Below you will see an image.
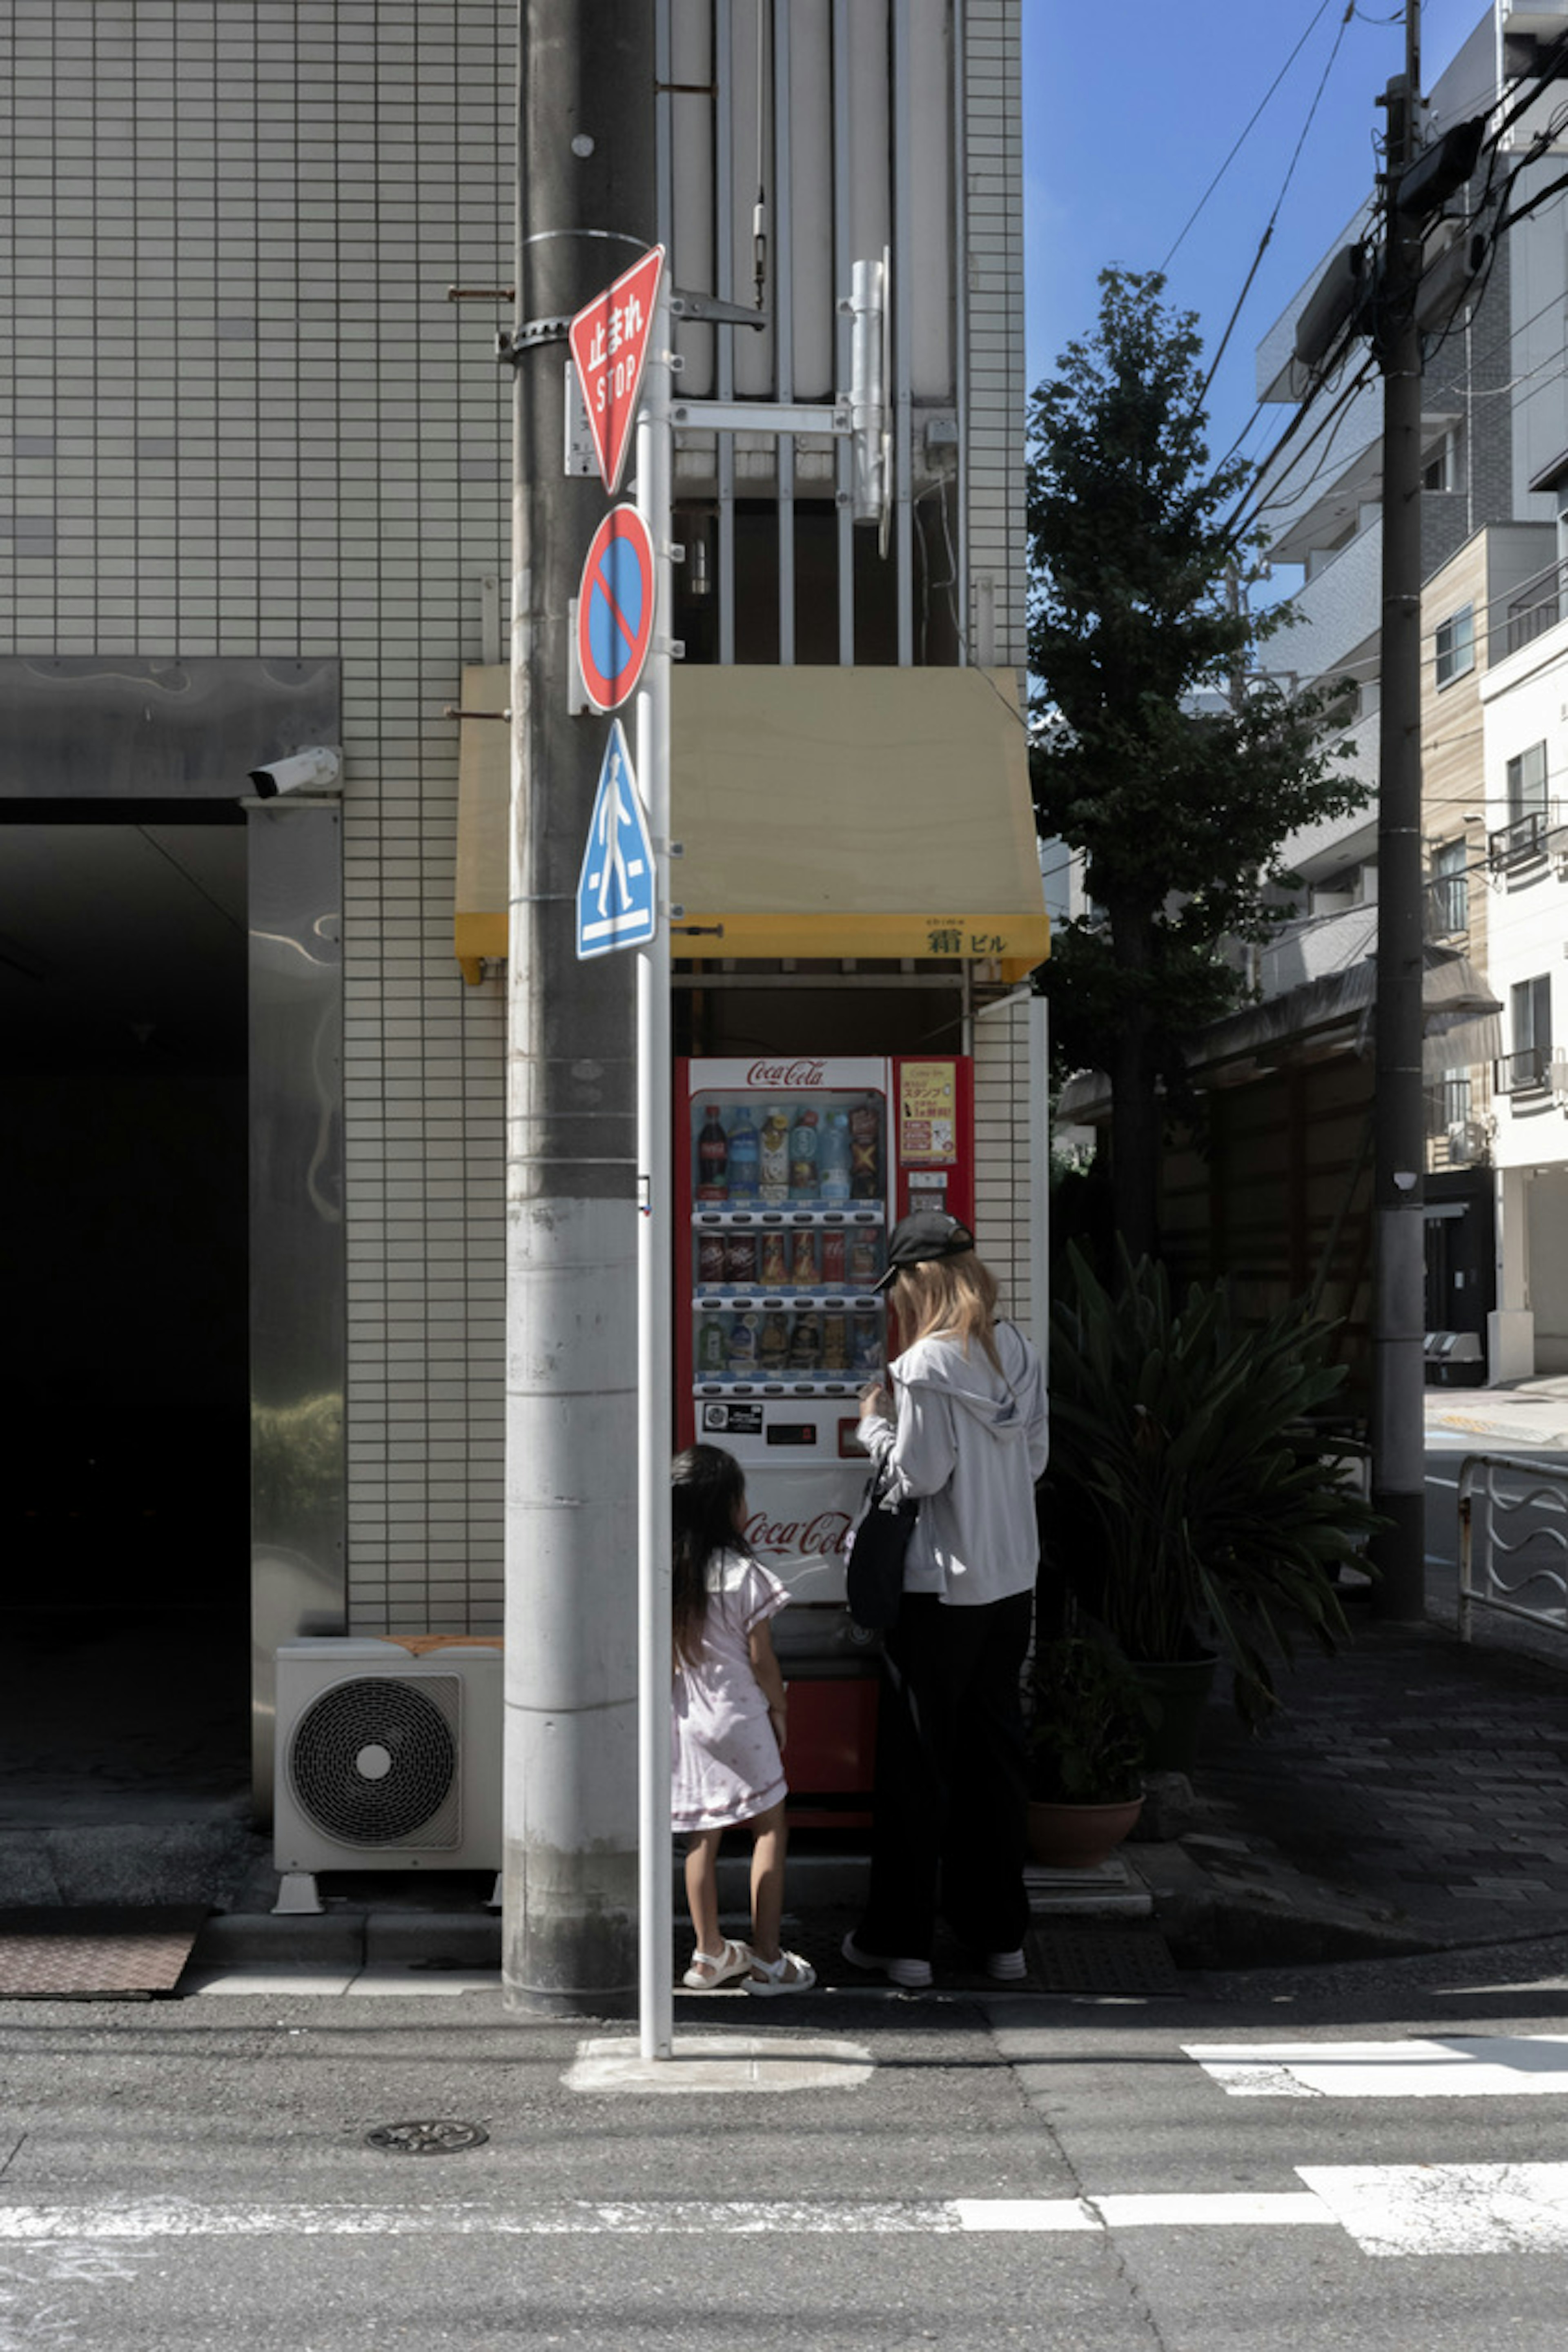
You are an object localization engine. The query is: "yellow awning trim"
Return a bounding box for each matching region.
[453,662,1049,983]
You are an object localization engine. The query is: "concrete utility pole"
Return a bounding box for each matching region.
[1369,0,1427,1621]
[503,0,656,2017]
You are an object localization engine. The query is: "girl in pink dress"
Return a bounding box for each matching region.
[672,1443,816,1995]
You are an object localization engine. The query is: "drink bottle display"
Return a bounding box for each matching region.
[849,1233,880,1290]
[820,1229,846,1287]
[727,1311,759,1375]
[849,1104,880,1199]
[787,1312,822,1373]
[697,1106,728,1202]
[759,1312,790,1374]
[697,1314,727,1374]
[759,1107,791,1204]
[788,1108,820,1199]
[852,1311,882,1377]
[698,1233,727,1286]
[759,1231,788,1288]
[725,1232,758,1286]
[790,1227,820,1289]
[819,1109,852,1203]
[726,1105,760,1201]
[822,1313,849,1372]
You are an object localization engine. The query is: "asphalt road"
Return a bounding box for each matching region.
[9,1941,1568,2350]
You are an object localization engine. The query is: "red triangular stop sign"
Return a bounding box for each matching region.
[568,245,666,497]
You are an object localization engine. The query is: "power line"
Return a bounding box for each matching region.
[1160,0,1341,272]
[1199,5,1359,408]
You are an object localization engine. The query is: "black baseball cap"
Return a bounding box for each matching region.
[873,1210,977,1293]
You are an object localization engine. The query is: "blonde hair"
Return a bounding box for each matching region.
[890,1249,1002,1372]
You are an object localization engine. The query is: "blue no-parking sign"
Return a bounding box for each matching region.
[575,719,656,958]
[576,505,656,713]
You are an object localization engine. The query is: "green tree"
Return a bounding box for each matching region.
[1029,269,1361,1260]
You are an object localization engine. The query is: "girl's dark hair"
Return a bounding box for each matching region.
[672,1443,746,1668]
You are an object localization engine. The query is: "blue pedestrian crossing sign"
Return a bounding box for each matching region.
[576,719,657,958]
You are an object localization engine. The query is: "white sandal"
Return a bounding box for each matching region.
[681,1938,753,1990]
[744,1949,817,1997]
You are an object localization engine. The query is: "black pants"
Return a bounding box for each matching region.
[860,1587,1033,1961]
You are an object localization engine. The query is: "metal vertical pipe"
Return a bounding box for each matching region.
[892,0,914,664]
[773,0,795,662]
[1370,29,1428,1622]
[635,281,675,2062]
[832,0,853,663]
[503,0,655,2018]
[716,0,737,663]
[952,0,970,664]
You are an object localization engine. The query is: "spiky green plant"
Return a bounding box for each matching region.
[1029,1634,1156,1802]
[1042,1244,1381,1728]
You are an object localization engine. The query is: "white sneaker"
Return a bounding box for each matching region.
[841,1930,933,1990]
[986,1949,1028,1982]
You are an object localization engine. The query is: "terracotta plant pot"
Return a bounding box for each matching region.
[1026,1794,1145,1871]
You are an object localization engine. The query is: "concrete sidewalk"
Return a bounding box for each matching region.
[181,1598,1568,1990]
[7,1374,1568,1991]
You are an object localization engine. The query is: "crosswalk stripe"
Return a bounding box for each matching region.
[1301,2164,1568,2256]
[1185,2035,1568,2098]
[0,2199,1089,2240]
[2,2167,1566,2252]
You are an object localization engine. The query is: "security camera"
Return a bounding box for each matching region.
[247,745,342,798]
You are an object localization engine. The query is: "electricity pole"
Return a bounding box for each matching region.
[502,0,656,2017]
[1369,0,1427,1621]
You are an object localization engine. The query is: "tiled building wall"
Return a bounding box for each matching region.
[0,0,514,1631]
[973,990,1039,1341]
[964,0,1026,668]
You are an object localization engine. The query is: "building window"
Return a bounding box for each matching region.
[1423,430,1461,494]
[1435,604,1475,687]
[1491,741,1552,869]
[1426,837,1468,937]
[1507,740,1549,823]
[1498,974,1552,1093]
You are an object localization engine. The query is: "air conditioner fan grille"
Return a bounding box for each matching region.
[288,1677,460,1847]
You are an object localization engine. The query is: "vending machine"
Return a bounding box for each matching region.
[675,1053,974,1817]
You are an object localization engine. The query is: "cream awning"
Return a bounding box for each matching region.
[454,662,1050,983]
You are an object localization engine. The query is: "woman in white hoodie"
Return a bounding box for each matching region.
[842,1212,1049,1990]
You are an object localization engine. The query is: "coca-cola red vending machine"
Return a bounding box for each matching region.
[675,1052,975,1819]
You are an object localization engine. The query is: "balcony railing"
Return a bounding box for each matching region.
[1424,1076,1473,1136]
[1495,1045,1551,1095]
[1424,871,1469,936]
[1504,556,1568,656]
[1488,807,1553,870]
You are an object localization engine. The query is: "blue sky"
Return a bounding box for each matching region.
[1022,0,1487,477]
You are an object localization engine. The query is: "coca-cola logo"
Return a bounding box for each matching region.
[746,1058,825,1089]
[744,1508,851,1557]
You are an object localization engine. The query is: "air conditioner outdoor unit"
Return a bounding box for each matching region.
[273,1638,503,1914]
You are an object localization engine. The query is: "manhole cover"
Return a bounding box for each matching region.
[365,2120,490,2155]
[1029,1929,1181,1994]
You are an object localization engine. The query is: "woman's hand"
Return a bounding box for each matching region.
[859,1382,891,1420]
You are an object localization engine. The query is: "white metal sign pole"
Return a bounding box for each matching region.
[635,278,675,2060]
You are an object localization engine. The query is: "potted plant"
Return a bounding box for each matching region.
[1027,1633,1155,1868]
[1040,1243,1382,1767]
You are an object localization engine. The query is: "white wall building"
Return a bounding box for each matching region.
[1237,1,1568,1383]
[1479,613,1568,1372]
